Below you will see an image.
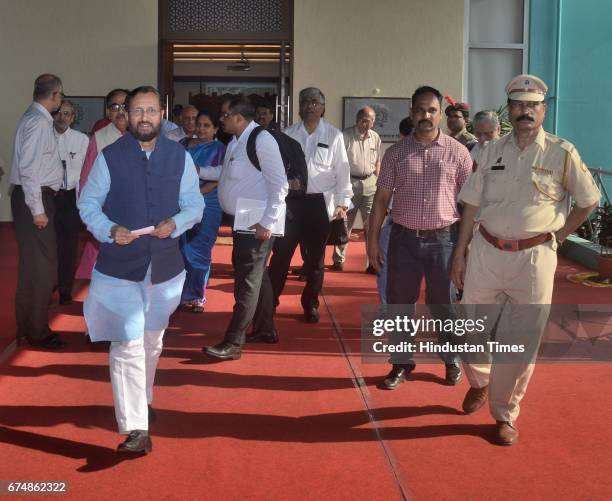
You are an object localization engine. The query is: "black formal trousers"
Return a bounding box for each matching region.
[54,189,80,299]
[268,194,330,311]
[11,185,58,342]
[224,232,275,345]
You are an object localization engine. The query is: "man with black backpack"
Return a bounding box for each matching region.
[203,96,288,360]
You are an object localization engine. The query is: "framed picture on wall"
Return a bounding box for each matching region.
[65,96,105,134]
[342,97,411,143]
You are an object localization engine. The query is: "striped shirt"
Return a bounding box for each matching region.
[377,130,472,230]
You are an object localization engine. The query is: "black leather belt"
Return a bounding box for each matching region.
[302,193,325,199]
[393,222,452,238]
[56,188,76,196]
[41,186,57,196]
[351,173,373,181]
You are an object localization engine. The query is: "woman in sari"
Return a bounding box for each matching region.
[179,110,226,313]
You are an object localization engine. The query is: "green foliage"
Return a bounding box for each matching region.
[467,104,513,136]
[576,202,612,253]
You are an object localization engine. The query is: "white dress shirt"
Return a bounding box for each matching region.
[217,120,288,230]
[470,142,481,162]
[161,119,179,135]
[55,127,89,191]
[166,127,194,142]
[284,118,352,207]
[10,102,63,215]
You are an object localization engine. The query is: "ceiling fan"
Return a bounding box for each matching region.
[226,51,251,71]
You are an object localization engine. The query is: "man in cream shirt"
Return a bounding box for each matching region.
[332,105,381,272]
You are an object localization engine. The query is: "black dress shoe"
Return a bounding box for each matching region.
[304,308,320,323]
[365,265,377,275]
[203,341,242,360]
[445,363,462,385]
[246,330,279,344]
[381,365,415,390]
[331,262,344,271]
[117,430,152,454]
[28,333,66,350]
[59,295,73,305]
[148,405,156,424]
[41,335,66,349]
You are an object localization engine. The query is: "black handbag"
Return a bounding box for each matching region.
[326,218,349,246]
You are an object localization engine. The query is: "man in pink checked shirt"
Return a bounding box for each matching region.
[368,85,473,390]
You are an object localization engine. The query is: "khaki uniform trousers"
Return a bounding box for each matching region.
[333,174,377,265]
[461,230,557,422]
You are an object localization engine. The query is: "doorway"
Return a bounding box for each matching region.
[158,0,294,128]
[164,42,291,127]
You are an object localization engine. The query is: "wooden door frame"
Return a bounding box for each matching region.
[157,1,294,117]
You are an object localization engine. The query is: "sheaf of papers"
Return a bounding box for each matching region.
[131,225,155,236]
[233,198,286,236]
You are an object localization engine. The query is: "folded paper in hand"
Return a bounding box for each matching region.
[131,225,155,236]
[233,198,285,236]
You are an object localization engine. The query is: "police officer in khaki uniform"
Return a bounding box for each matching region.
[446,101,477,150]
[451,74,600,446]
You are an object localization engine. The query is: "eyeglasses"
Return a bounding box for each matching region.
[54,111,73,118]
[508,100,543,110]
[53,91,65,99]
[129,107,160,116]
[220,111,235,120]
[108,103,127,112]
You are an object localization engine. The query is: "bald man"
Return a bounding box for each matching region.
[332,106,381,273]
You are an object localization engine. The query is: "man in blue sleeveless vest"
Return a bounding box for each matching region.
[78,86,203,454]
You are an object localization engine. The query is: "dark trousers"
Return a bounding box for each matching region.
[268,195,330,311]
[11,185,57,342]
[54,189,80,299]
[224,232,275,345]
[386,223,458,367]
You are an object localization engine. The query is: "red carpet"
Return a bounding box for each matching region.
[0,224,19,354]
[0,227,611,499]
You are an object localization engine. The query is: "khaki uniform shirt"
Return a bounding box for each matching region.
[343,126,381,178]
[459,128,600,239]
[453,128,477,148]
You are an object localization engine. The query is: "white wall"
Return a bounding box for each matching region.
[293,0,465,129]
[0,0,467,221]
[0,0,157,221]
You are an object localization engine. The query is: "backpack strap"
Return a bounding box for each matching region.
[246,125,266,171]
